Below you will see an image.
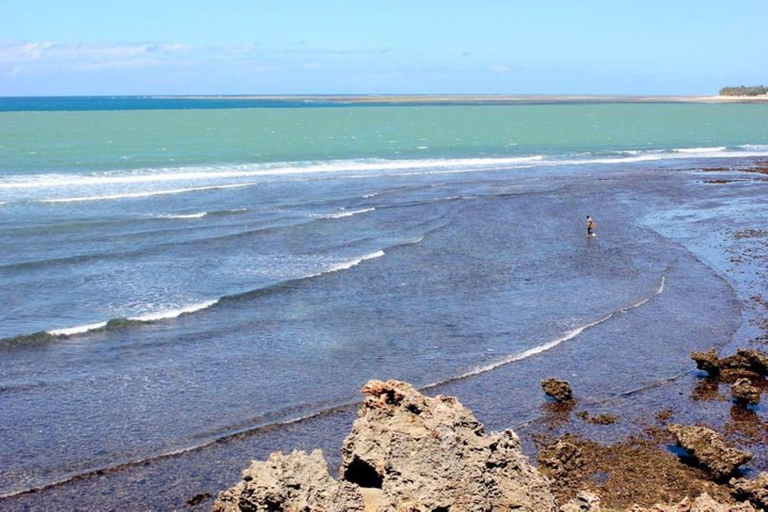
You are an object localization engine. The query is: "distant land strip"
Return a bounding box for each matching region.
[157,94,768,105]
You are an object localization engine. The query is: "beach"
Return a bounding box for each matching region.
[1,99,768,509]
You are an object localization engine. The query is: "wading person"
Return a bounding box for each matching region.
[586,215,596,237]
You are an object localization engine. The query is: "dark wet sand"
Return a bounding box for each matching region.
[3,162,768,510]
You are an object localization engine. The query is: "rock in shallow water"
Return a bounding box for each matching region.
[667,424,752,480]
[541,377,574,402]
[731,378,760,406]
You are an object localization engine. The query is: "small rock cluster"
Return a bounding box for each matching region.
[691,348,767,406]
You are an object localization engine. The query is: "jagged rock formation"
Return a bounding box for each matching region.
[542,377,574,402]
[731,378,760,406]
[214,379,556,511]
[667,424,752,480]
[730,472,768,510]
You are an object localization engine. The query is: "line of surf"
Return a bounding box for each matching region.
[5,145,768,193]
[0,156,547,191]
[38,183,253,204]
[0,248,393,347]
[422,275,667,390]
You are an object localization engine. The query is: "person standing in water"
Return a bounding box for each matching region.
[586,215,596,237]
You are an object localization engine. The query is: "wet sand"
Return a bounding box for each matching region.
[3,161,768,510]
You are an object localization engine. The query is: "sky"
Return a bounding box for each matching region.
[0,0,766,96]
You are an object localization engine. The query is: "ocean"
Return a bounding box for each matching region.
[1,97,768,503]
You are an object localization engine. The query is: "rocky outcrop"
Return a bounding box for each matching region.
[625,493,755,511]
[667,424,752,480]
[542,377,574,402]
[212,449,364,512]
[214,379,556,512]
[731,378,760,406]
[692,348,768,378]
[340,379,557,511]
[692,348,721,377]
[730,472,768,509]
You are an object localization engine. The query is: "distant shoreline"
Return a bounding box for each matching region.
[158,94,768,105]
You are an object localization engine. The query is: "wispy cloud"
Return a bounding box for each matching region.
[0,40,397,78]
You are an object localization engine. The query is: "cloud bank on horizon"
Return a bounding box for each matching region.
[0,0,766,96]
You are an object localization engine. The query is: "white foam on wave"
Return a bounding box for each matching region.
[130,299,220,322]
[39,183,252,204]
[46,299,220,337]
[674,146,727,154]
[323,207,376,219]
[0,156,548,191]
[157,212,208,219]
[324,250,385,274]
[48,321,109,337]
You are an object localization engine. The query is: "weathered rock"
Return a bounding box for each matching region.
[215,380,557,511]
[731,378,760,406]
[341,379,557,511]
[560,490,601,511]
[625,492,755,511]
[667,424,752,480]
[212,449,365,512]
[730,472,768,509]
[692,348,721,376]
[542,377,574,402]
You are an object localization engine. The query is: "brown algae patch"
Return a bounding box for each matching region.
[535,430,735,510]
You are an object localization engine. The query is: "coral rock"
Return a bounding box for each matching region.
[730,472,768,509]
[341,379,557,511]
[212,449,364,512]
[731,378,760,406]
[667,424,752,480]
[541,377,574,402]
[215,379,557,511]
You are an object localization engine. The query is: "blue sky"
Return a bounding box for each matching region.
[0,0,766,96]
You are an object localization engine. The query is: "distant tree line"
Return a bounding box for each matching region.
[719,85,768,96]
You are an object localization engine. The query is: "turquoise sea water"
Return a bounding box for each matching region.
[1,98,767,501]
[2,102,768,175]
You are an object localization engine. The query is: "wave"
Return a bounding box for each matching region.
[39,183,253,204]
[0,156,548,192]
[5,147,768,204]
[45,300,221,337]
[0,250,390,348]
[156,212,208,219]
[674,146,727,154]
[423,274,667,390]
[318,207,376,219]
